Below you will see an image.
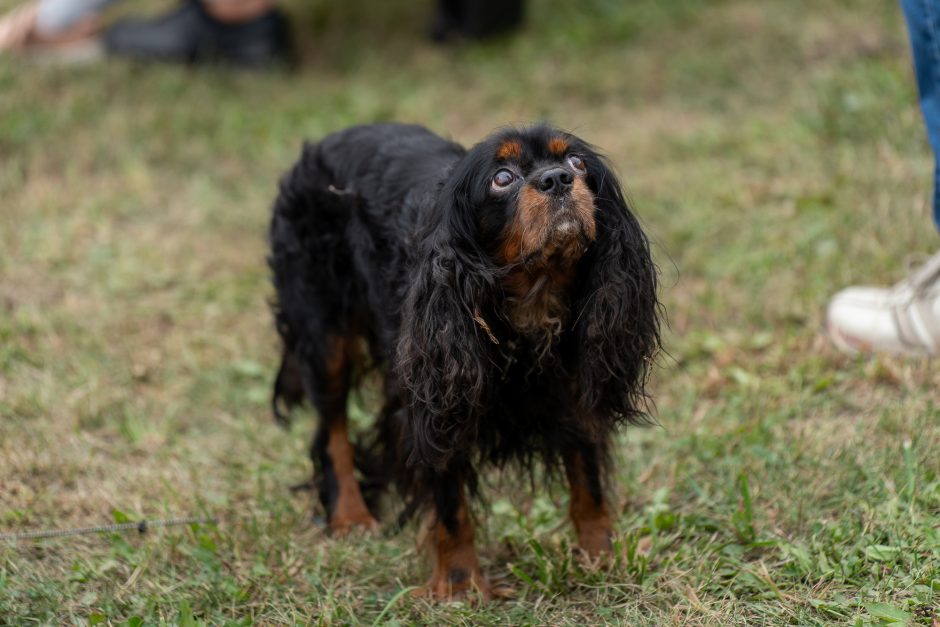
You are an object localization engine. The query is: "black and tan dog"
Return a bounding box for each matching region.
[268,123,661,598]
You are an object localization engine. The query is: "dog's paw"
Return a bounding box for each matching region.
[329,513,380,537]
[574,513,614,559]
[412,568,492,602]
[576,531,613,559]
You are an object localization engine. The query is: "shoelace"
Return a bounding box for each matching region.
[897,251,940,296]
[887,251,940,351]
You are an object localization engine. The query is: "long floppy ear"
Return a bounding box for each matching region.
[572,154,662,425]
[396,162,498,471]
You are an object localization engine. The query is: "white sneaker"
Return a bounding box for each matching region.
[827,251,940,356]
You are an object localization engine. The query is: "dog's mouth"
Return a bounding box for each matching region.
[520,214,591,267]
[553,219,580,235]
[540,195,596,254]
[549,204,585,238]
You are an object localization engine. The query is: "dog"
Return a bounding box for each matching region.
[267,123,661,598]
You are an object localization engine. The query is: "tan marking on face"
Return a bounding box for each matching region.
[570,177,597,242]
[565,451,613,557]
[548,136,569,156]
[496,140,522,161]
[498,178,597,267]
[496,177,597,341]
[498,185,554,266]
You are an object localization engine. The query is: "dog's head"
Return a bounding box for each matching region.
[455,126,599,270]
[398,124,661,469]
[444,126,614,344]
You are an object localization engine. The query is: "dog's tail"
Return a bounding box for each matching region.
[272,348,305,428]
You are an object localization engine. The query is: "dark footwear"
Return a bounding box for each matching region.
[103,0,291,67]
[430,0,524,42]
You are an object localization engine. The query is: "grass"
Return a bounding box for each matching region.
[2,0,940,624]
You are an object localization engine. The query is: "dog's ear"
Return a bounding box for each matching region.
[572,153,661,425]
[396,159,497,471]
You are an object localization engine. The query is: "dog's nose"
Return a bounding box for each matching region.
[537,168,573,195]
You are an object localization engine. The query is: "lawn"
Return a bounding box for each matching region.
[2,0,939,624]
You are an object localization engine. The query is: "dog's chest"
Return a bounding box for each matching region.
[495,341,573,402]
[500,258,579,360]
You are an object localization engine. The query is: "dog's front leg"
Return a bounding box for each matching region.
[563,443,613,558]
[417,467,490,600]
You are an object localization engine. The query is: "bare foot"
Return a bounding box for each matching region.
[0,1,102,60]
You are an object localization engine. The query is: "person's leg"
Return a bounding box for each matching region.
[200,0,272,23]
[826,2,940,356]
[900,0,940,227]
[103,0,291,67]
[0,0,112,54]
[35,0,113,37]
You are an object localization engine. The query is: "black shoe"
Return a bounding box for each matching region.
[103,0,291,68]
[430,0,524,43]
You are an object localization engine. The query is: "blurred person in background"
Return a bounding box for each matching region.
[0,0,291,64]
[827,0,940,356]
[0,0,522,65]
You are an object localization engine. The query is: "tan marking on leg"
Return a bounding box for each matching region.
[416,489,490,600]
[565,451,613,557]
[326,422,379,535]
[322,335,378,535]
[322,334,349,386]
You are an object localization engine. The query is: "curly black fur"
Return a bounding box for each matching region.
[268,122,661,531]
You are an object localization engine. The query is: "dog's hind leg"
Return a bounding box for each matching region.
[563,443,613,558]
[307,334,379,535]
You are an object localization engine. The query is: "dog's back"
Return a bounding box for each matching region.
[268,123,464,381]
[316,123,464,211]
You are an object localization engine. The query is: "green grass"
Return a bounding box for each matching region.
[2,0,940,624]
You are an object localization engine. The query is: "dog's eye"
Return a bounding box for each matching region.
[567,154,586,172]
[492,169,516,189]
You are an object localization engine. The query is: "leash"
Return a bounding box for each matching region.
[0,516,217,542]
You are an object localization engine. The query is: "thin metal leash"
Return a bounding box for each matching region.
[0,517,217,542]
